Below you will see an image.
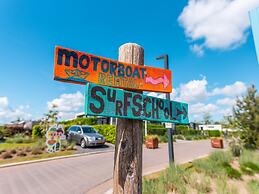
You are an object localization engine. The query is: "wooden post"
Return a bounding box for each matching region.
[113,43,144,194]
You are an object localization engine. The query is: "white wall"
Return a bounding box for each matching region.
[198,125,222,131]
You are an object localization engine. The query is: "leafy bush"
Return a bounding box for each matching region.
[92,125,116,144]
[32,125,43,139]
[207,130,221,137]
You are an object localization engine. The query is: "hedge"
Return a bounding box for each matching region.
[147,124,167,136]
[92,125,116,144]
[207,130,221,137]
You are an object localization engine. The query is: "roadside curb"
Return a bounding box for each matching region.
[0,149,114,169]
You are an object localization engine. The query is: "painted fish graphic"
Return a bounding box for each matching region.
[65,69,89,80]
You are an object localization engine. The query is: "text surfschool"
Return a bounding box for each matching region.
[87,84,188,123]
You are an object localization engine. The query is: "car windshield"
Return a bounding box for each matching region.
[82,126,96,133]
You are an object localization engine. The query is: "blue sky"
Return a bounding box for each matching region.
[0,0,259,124]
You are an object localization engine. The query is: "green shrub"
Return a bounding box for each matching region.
[32,125,43,139]
[0,127,12,137]
[93,125,116,144]
[5,134,34,144]
[222,163,241,179]
[207,130,221,137]
[158,135,168,143]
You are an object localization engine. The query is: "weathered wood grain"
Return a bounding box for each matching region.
[113,43,144,194]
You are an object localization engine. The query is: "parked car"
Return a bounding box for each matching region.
[67,125,105,148]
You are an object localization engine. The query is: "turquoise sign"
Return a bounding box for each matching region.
[84,83,189,124]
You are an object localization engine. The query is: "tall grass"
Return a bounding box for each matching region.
[239,149,259,175]
[247,180,259,194]
[143,164,188,194]
[216,177,238,194]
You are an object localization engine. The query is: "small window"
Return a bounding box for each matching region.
[69,126,76,132]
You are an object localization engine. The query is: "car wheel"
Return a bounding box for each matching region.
[80,139,86,148]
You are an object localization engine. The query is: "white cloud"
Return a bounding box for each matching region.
[0,97,31,124]
[216,97,236,106]
[147,88,177,100]
[190,44,204,57]
[0,97,8,108]
[47,91,84,120]
[210,81,246,96]
[179,0,259,55]
[217,107,233,116]
[189,102,218,114]
[177,77,208,103]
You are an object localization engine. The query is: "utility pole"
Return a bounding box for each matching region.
[156,54,175,164]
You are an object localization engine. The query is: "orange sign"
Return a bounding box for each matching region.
[54,46,172,93]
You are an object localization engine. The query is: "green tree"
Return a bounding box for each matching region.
[233,85,259,149]
[203,112,212,124]
[40,104,59,133]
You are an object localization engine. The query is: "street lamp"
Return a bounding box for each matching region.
[156,54,175,163]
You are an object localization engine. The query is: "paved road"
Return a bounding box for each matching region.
[0,140,219,194]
